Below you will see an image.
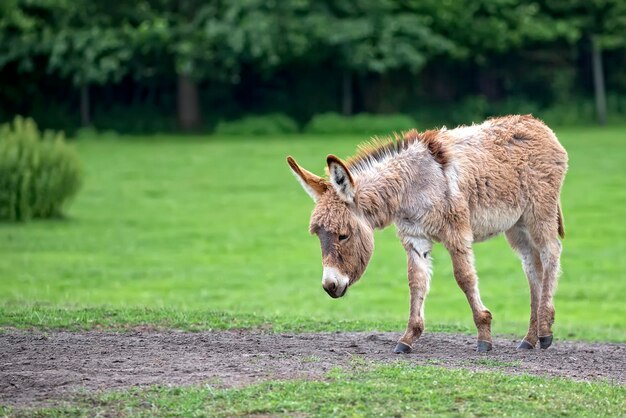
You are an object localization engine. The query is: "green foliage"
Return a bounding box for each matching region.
[0,1,137,87]
[305,1,456,74]
[432,96,491,127]
[214,113,299,135]
[305,113,416,135]
[0,0,590,84]
[91,104,176,134]
[1,0,625,130]
[45,26,133,87]
[541,0,626,50]
[490,97,542,117]
[411,96,626,127]
[0,116,82,221]
[73,127,119,140]
[439,0,579,59]
[0,305,469,334]
[539,101,597,126]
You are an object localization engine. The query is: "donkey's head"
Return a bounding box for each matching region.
[287,155,374,298]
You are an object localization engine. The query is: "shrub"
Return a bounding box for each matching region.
[446,96,490,126]
[91,104,177,134]
[74,127,100,140]
[74,127,120,140]
[214,113,299,135]
[537,101,596,126]
[0,116,82,221]
[305,113,417,136]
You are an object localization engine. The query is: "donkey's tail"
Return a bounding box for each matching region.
[557,203,565,239]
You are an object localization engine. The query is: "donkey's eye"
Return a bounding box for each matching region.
[339,234,350,242]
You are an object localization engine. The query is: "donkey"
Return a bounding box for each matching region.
[287,115,567,353]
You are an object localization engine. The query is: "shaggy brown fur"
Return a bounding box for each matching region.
[288,115,568,353]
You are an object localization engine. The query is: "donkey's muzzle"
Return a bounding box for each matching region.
[322,266,349,298]
[323,282,347,298]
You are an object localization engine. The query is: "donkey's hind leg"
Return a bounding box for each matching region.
[527,214,563,349]
[505,224,543,349]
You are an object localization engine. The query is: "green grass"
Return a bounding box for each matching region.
[1,125,625,341]
[0,306,470,334]
[7,364,625,417]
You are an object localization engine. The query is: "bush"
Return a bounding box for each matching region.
[305,113,417,136]
[74,127,100,140]
[412,96,492,128]
[74,127,120,140]
[538,101,596,126]
[91,104,177,134]
[448,96,490,126]
[214,114,299,135]
[0,116,82,221]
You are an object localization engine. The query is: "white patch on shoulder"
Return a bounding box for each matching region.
[449,122,486,139]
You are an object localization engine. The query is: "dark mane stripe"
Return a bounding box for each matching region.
[346,129,448,173]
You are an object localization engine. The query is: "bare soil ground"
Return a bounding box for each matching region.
[1,330,624,407]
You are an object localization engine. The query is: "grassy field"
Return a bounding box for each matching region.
[1,125,625,416]
[6,364,625,417]
[1,125,625,341]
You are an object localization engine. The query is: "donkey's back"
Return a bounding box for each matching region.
[442,115,567,242]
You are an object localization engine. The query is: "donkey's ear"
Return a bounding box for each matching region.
[287,156,327,202]
[327,154,355,203]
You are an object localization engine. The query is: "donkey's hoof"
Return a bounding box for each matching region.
[539,335,553,349]
[394,342,412,354]
[517,340,534,350]
[477,340,493,352]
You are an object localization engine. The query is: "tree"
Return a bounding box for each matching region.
[0,0,136,126]
[301,0,571,114]
[422,0,578,102]
[138,0,311,130]
[304,0,457,114]
[539,0,626,124]
[45,25,133,126]
[1,0,624,130]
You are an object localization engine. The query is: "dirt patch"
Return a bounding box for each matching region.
[1,330,624,406]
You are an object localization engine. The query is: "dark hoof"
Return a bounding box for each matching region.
[539,335,553,349]
[477,340,493,352]
[517,340,534,350]
[394,342,412,354]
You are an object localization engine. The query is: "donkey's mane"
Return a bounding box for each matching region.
[345,129,448,174]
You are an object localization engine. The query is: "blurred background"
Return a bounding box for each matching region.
[1,0,625,133]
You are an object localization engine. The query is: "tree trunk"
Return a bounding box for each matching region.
[342,70,353,116]
[591,37,607,125]
[80,84,90,127]
[177,73,201,131]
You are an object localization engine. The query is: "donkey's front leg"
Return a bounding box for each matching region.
[447,244,493,352]
[394,238,432,354]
